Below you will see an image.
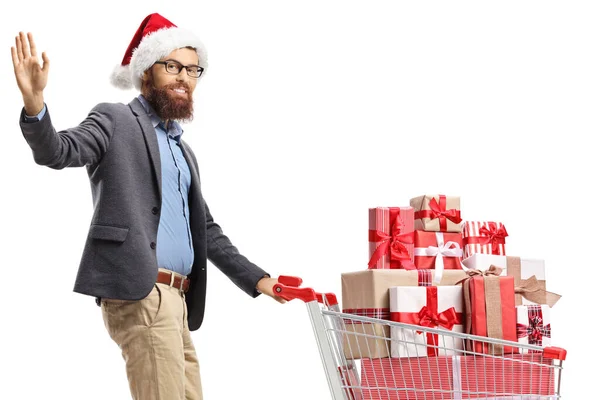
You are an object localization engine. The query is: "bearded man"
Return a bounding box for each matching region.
[12,13,285,400]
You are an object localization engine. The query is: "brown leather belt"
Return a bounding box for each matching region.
[156,270,190,293]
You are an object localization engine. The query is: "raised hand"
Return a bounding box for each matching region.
[11,32,49,115]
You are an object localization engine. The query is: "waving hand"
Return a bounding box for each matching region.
[11,32,49,115]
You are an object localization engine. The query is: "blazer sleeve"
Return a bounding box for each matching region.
[181,139,270,297]
[204,198,270,298]
[19,103,117,169]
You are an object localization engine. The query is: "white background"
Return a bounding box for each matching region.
[0,1,597,399]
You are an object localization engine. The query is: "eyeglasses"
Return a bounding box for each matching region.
[154,60,204,78]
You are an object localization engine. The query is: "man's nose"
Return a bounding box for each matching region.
[175,68,189,82]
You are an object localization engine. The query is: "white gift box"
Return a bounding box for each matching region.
[390,286,464,358]
[517,304,551,353]
[462,254,548,306]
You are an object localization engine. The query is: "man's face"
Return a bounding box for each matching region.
[142,47,200,122]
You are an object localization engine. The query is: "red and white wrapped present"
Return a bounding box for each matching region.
[410,194,462,232]
[361,354,556,399]
[368,207,415,270]
[462,267,518,355]
[389,285,464,357]
[517,304,551,352]
[413,231,463,284]
[462,221,508,259]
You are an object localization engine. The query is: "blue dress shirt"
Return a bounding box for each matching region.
[137,95,194,276]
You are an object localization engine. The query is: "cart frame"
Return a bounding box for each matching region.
[274,276,566,400]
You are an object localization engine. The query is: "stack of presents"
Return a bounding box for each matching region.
[341,195,561,399]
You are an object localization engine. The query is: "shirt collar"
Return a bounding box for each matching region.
[137,94,184,142]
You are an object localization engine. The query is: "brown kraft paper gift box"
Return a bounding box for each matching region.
[341,269,468,359]
[410,194,462,233]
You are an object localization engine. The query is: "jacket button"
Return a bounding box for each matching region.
[150,242,156,249]
[152,207,159,215]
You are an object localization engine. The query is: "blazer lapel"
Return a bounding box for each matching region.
[129,98,162,196]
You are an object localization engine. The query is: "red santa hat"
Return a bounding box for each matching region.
[110,13,208,90]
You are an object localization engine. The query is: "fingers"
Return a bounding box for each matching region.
[10,46,19,68]
[15,34,24,61]
[20,32,31,58]
[28,32,37,58]
[41,52,50,72]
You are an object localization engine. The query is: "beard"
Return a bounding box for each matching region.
[143,78,194,123]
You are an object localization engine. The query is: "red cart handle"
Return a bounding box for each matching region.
[542,346,567,361]
[273,275,338,306]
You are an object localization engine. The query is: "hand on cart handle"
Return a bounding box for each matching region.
[256,276,288,304]
[273,276,338,305]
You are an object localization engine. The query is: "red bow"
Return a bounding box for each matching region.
[368,215,415,269]
[429,197,462,224]
[416,305,461,333]
[415,196,462,231]
[478,224,509,254]
[389,286,463,357]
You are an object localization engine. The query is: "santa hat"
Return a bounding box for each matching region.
[110,13,208,90]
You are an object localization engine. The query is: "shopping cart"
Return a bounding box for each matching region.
[273,276,566,400]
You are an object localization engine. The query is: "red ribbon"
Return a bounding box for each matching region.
[368,213,415,270]
[463,223,508,254]
[389,287,462,356]
[414,195,462,231]
[415,306,461,332]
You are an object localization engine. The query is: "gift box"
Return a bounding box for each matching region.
[361,354,556,399]
[517,304,551,352]
[462,268,518,354]
[410,194,462,232]
[389,285,464,358]
[462,254,561,307]
[341,269,468,359]
[368,207,415,270]
[462,221,508,259]
[413,231,463,284]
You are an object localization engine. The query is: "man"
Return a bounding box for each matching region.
[12,13,285,400]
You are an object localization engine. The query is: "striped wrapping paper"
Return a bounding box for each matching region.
[462,221,508,259]
[369,207,415,269]
[360,354,556,399]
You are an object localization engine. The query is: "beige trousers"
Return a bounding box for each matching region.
[101,269,202,400]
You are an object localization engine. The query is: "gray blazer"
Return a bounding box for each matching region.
[19,97,268,331]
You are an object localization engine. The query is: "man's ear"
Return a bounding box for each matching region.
[141,70,151,93]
